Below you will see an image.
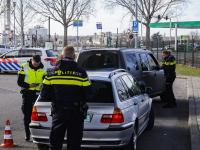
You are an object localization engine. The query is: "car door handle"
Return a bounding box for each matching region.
[134,102,138,105]
[141,99,145,102]
[143,74,146,77]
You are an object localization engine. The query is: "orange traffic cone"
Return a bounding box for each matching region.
[0,120,17,147]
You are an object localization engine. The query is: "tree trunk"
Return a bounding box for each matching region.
[64,25,68,47]
[145,24,150,49]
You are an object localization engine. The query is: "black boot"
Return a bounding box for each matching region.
[163,103,175,108]
[25,133,30,141]
[172,98,177,107]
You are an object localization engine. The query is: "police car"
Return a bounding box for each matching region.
[30,69,154,150]
[0,48,57,73]
[0,44,12,55]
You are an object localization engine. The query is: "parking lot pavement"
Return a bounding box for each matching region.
[0,74,192,150]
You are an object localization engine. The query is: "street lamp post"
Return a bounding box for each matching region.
[13,2,16,48]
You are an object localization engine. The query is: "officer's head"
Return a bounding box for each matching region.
[32,55,41,68]
[62,46,75,59]
[162,50,172,58]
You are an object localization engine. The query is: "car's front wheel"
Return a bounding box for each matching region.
[37,144,49,150]
[122,126,138,150]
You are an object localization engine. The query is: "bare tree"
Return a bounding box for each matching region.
[0,0,6,16]
[189,30,199,41]
[11,0,38,35]
[105,0,190,45]
[30,0,96,46]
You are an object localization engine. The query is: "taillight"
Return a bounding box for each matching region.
[31,106,48,122]
[44,58,57,62]
[101,108,124,123]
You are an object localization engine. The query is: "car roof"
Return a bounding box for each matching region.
[11,48,52,51]
[87,70,128,82]
[80,48,151,53]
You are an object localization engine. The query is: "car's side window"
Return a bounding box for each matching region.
[19,50,42,57]
[124,53,139,71]
[126,75,142,95]
[121,75,135,97]
[147,54,159,70]
[138,53,150,71]
[115,78,129,101]
[4,51,19,58]
[121,75,142,97]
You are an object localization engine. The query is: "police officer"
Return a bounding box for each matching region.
[40,46,94,150]
[160,50,177,108]
[17,55,47,141]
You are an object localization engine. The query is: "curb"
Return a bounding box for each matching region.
[187,77,200,150]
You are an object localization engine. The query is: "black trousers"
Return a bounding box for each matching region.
[166,77,176,105]
[21,92,38,135]
[49,108,84,150]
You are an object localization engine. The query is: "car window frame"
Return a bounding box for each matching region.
[4,50,19,58]
[123,52,140,72]
[138,53,151,71]
[19,49,42,58]
[115,77,129,101]
[147,53,160,70]
[120,74,143,99]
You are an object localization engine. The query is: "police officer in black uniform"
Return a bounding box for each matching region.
[17,55,47,141]
[40,46,94,150]
[160,50,177,108]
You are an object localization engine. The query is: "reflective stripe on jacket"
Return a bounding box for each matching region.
[18,62,47,91]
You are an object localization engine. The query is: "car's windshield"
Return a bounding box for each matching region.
[77,51,119,71]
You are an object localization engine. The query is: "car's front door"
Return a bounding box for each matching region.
[137,53,157,95]
[147,53,166,94]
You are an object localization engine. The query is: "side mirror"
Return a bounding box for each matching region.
[145,87,153,94]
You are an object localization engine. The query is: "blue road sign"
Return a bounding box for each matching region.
[133,21,139,31]
[73,20,83,27]
[77,36,79,40]
[96,24,102,29]
[2,33,7,36]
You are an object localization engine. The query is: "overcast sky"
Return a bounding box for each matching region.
[1,0,200,37]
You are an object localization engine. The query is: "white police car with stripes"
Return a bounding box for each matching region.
[0,48,57,73]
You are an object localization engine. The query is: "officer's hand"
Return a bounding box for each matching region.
[29,83,38,87]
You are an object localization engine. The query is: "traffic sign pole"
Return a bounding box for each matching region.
[135,0,138,48]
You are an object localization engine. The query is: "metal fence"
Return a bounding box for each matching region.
[116,39,200,68]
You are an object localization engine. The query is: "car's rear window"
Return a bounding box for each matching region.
[46,50,56,57]
[87,80,114,103]
[37,80,114,103]
[77,51,119,71]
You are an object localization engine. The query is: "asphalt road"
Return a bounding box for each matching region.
[0,74,190,150]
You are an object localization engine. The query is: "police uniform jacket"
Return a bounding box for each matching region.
[40,57,94,108]
[162,55,176,83]
[17,60,47,92]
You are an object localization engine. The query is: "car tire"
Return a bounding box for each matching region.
[146,107,154,130]
[160,92,167,102]
[37,144,49,150]
[122,126,138,150]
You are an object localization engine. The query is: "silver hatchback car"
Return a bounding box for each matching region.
[30,69,154,150]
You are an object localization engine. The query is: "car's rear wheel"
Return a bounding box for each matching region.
[146,107,154,130]
[160,92,167,102]
[122,126,137,150]
[37,144,49,150]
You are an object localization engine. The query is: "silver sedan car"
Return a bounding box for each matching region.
[30,69,154,150]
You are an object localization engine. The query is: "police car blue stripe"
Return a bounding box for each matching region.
[0,64,7,70]
[8,62,18,70]
[2,62,13,70]
[13,62,20,68]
